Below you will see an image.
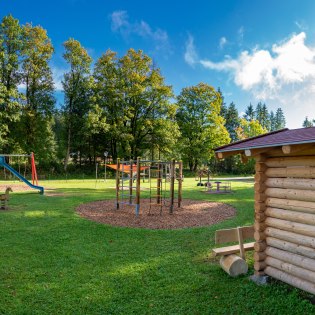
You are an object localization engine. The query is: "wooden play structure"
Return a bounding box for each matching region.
[112,158,183,216]
[215,127,315,293]
[0,187,13,210]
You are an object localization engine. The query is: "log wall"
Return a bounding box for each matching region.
[256,155,315,294]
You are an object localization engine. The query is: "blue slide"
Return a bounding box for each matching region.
[0,156,44,194]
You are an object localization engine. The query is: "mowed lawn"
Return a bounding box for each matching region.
[0,178,314,314]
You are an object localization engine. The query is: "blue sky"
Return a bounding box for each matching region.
[2,0,315,128]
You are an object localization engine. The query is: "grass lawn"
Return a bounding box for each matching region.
[0,177,314,314]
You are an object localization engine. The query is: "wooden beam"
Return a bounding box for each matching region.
[282,144,315,155]
[216,151,240,159]
[244,148,270,157]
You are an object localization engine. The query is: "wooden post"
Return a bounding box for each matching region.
[237,227,245,260]
[116,158,120,210]
[129,159,133,205]
[157,161,161,204]
[253,154,267,276]
[178,160,183,208]
[135,157,141,216]
[170,159,175,214]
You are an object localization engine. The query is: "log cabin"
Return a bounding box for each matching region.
[215,127,315,294]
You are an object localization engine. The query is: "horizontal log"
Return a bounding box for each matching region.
[266,197,315,214]
[254,251,266,261]
[265,178,315,191]
[254,231,266,241]
[265,156,315,168]
[265,266,315,295]
[254,191,266,202]
[255,202,266,213]
[254,222,266,232]
[254,261,267,271]
[266,256,315,284]
[266,246,315,272]
[265,217,315,238]
[265,187,315,202]
[255,173,268,182]
[254,183,267,193]
[265,227,315,249]
[220,254,248,277]
[266,167,315,179]
[255,163,267,172]
[255,212,266,222]
[265,207,315,226]
[282,144,314,155]
[254,241,266,252]
[266,236,315,259]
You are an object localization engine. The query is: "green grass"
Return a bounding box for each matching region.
[0,178,314,314]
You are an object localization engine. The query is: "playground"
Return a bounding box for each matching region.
[0,176,314,314]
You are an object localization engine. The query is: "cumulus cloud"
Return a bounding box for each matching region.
[184,34,198,66]
[200,32,315,127]
[110,11,169,51]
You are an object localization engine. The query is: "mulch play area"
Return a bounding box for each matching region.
[76,199,236,229]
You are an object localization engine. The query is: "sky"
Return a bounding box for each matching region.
[2,0,315,128]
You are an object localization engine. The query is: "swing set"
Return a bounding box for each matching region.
[0,152,44,194]
[111,157,183,216]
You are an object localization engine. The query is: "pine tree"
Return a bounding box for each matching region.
[274,108,286,130]
[244,103,255,121]
[303,117,314,127]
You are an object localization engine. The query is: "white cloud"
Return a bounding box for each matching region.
[52,66,65,91]
[184,34,198,66]
[219,37,227,49]
[109,11,169,51]
[199,32,315,128]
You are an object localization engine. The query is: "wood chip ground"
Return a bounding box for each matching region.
[76,199,236,229]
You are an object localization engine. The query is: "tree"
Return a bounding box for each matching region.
[176,83,230,171]
[236,118,267,140]
[0,15,23,150]
[244,103,255,121]
[92,48,177,160]
[274,108,286,130]
[62,38,92,170]
[223,102,239,142]
[303,116,314,128]
[17,23,56,163]
[118,49,176,159]
[255,102,270,130]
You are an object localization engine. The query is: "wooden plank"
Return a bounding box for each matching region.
[215,225,254,244]
[237,227,245,260]
[212,242,255,256]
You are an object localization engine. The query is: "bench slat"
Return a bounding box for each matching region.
[215,225,254,244]
[212,242,255,256]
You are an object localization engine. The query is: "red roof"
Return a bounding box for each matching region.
[215,127,315,153]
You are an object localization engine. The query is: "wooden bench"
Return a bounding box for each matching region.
[213,225,254,276]
[213,225,254,260]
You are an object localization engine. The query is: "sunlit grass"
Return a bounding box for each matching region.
[0,176,314,314]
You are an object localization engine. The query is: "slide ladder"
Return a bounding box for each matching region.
[0,156,44,194]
